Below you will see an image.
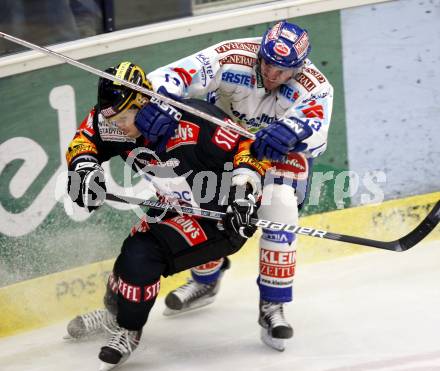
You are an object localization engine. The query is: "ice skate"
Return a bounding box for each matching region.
[163,277,222,316]
[98,325,142,371]
[258,300,293,351]
[163,259,229,316]
[65,308,117,340]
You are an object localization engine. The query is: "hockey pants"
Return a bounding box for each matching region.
[104,213,246,331]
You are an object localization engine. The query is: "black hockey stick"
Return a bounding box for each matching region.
[106,193,440,252]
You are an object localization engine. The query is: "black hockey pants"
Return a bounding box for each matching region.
[104,214,245,330]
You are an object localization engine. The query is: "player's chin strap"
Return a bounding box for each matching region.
[0,31,254,140]
[106,193,440,252]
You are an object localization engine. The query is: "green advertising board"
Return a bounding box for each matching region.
[0,11,347,286]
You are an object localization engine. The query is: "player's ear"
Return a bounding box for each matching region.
[140,96,150,107]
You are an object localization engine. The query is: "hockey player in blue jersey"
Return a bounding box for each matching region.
[141,21,334,351]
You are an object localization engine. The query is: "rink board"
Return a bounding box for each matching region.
[0,10,348,287]
[1,192,439,338]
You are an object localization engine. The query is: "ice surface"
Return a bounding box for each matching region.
[1,241,439,371]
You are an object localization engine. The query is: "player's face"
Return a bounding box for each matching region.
[109,108,141,138]
[260,59,295,91]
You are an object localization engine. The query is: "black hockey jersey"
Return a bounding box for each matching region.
[66,99,271,213]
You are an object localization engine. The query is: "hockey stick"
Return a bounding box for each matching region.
[106,192,440,252]
[0,31,254,140]
[4,32,439,251]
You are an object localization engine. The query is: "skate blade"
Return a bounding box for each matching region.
[63,333,89,341]
[63,331,104,341]
[99,352,130,371]
[99,361,118,371]
[63,334,81,341]
[163,296,216,317]
[260,328,285,352]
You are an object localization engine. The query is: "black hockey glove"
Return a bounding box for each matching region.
[67,161,106,212]
[223,185,258,239]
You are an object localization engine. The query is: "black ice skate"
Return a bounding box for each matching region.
[98,325,142,371]
[258,300,293,351]
[163,259,229,316]
[65,309,117,339]
[163,278,221,316]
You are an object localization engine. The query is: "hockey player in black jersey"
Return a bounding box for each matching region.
[65,62,271,370]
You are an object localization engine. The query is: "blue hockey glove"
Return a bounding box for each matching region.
[135,87,182,152]
[251,117,313,162]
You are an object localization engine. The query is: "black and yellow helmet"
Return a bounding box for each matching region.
[98,61,153,118]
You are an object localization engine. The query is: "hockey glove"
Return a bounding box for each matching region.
[67,161,106,212]
[135,87,182,153]
[223,185,258,239]
[251,117,312,162]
